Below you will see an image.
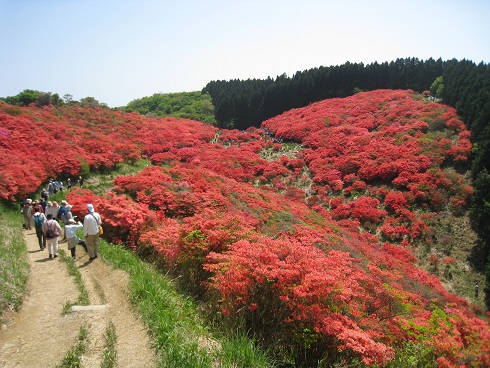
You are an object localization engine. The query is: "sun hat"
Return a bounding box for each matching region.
[87,204,94,213]
[68,218,76,224]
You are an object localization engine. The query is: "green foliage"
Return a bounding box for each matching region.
[2,89,69,107]
[125,91,217,125]
[387,342,436,368]
[0,204,29,320]
[58,324,90,368]
[101,321,117,368]
[59,249,90,314]
[2,89,40,106]
[80,96,107,108]
[430,76,444,98]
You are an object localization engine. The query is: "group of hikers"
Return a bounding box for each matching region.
[20,183,102,262]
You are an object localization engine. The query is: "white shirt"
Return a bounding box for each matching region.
[84,212,102,236]
[65,221,83,239]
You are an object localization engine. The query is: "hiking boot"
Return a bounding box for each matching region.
[53,255,58,258]
[49,254,53,259]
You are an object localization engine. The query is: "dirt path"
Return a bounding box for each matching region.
[0,229,157,367]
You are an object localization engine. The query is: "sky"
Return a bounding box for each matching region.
[1,0,489,108]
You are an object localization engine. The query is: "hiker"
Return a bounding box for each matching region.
[475,281,479,298]
[65,204,74,222]
[64,218,88,261]
[32,206,46,250]
[58,200,69,240]
[84,203,102,261]
[48,182,55,196]
[22,199,33,230]
[39,197,47,213]
[62,203,75,240]
[33,200,43,213]
[42,213,62,259]
[67,178,72,191]
[45,201,56,219]
[51,201,60,221]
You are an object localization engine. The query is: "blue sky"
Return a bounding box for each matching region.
[1,0,489,107]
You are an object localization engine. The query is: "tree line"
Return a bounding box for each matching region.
[0,89,108,108]
[203,57,444,129]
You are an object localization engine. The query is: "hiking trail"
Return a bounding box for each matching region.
[0,229,156,367]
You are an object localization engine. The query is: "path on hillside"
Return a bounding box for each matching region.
[0,229,157,368]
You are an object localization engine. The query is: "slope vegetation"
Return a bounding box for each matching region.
[0,90,488,367]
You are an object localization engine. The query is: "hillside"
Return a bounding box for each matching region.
[0,90,489,367]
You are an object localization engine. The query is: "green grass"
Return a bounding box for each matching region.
[101,321,117,368]
[100,242,274,367]
[57,324,90,368]
[82,159,151,195]
[0,203,29,321]
[59,249,90,313]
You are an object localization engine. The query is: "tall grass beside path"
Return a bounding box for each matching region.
[100,241,274,368]
[0,204,29,322]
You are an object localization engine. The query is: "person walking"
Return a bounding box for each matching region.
[65,218,88,261]
[65,204,74,222]
[39,197,47,213]
[84,203,102,261]
[42,213,62,259]
[67,178,72,191]
[32,206,46,250]
[58,200,69,240]
[22,199,33,230]
[45,201,56,218]
[51,201,60,220]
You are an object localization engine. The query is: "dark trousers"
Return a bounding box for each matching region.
[36,230,46,249]
[70,240,88,258]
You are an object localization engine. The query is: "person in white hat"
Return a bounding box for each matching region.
[83,204,102,261]
[65,218,87,261]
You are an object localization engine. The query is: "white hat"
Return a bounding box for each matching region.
[87,204,94,213]
[26,199,32,204]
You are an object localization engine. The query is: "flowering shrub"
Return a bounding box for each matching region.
[2,90,488,366]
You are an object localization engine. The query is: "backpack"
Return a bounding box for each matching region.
[34,214,44,231]
[22,205,32,216]
[58,207,66,221]
[45,221,57,239]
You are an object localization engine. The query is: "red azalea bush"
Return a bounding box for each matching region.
[2,90,489,367]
